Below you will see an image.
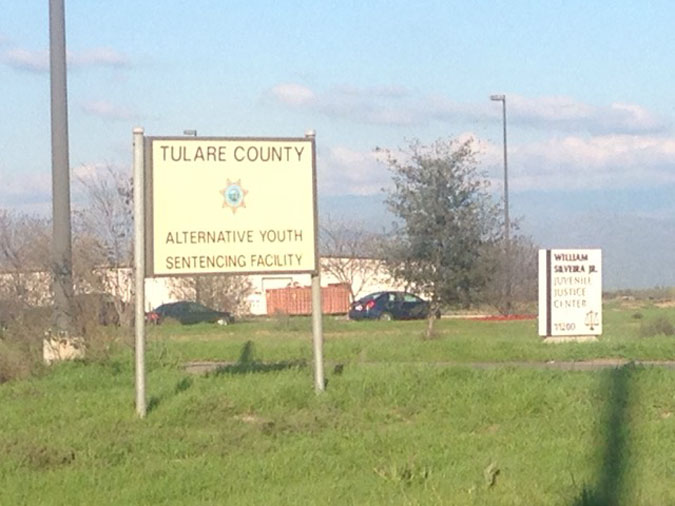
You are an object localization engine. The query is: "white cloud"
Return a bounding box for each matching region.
[0,170,53,214]
[318,133,497,196]
[71,163,100,183]
[0,162,132,215]
[1,170,51,197]
[318,146,390,195]
[268,83,421,126]
[268,84,670,136]
[509,95,668,135]
[317,131,675,197]
[81,100,136,121]
[71,162,129,183]
[268,84,675,194]
[2,48,49,72]
[505,134,675,191]
[4,133,673,214]
[1,46,130,73]
[69,48,129,68]
[270,83,316,106]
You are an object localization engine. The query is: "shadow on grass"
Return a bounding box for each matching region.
[147,375,194,414]
[147,342,304,414]
[572,364,634,506]
[210,340,306,376]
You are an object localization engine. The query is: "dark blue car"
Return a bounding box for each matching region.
[348,291,431,321]
[146,301,234,325]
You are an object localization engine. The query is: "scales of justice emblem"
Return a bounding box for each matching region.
[585,310,600,331]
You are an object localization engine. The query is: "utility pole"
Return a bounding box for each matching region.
[49,0,74,333]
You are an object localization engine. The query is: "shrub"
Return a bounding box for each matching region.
[0,301,125,383]
[0,328,43,383]
[639,316,675,337]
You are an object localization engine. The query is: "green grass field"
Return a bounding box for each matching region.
[1,301,674,505]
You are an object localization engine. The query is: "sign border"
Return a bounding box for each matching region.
[538,248,602,337]
[143,135,319,278]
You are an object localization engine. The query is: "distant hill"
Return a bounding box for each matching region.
[521,212,675,290]
[319,193,675,290]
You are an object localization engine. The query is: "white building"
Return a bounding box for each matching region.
[145,256,402,315]
[1,257,403,316]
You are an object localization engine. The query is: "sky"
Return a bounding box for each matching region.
[2,1,675,287]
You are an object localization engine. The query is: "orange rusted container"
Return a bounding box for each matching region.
[266,283,350,315]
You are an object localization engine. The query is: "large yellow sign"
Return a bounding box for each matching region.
[145,137,317,276]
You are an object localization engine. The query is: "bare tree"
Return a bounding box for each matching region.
[479,234,538,314]
[168,275,253,316]
[319,217,385,301]
[73,165,134,326]
[0,210,52,307]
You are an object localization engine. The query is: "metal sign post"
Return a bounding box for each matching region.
[306,130,324,392]
[311,272,325,392]
[133,127,146,417]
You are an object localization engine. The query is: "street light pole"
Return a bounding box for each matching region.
[490,94,511,313]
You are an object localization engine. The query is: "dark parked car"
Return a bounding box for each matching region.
[348,291,431,321]
[146,301,234,325]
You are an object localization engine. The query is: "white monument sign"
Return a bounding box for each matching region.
[538,249,602,338]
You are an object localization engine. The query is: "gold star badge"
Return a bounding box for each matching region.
[221,179,248,213]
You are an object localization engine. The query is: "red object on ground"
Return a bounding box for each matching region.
[266,283,350,315]
[145,311,160,324]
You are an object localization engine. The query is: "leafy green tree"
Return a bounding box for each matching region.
[381,137,502,337]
